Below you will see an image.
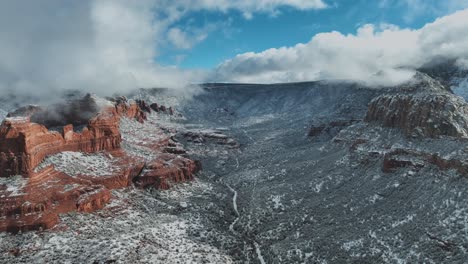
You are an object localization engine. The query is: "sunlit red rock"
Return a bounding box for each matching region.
[0,95,200,233]
[134,153,201,189]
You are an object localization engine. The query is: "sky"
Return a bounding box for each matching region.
[0,0,468,100]
[160,0,468,69]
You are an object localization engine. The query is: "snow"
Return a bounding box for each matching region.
[226,184,239,233]
[311,181,324,193]
[391,214,415,228]
[0,175,28,197]
[368,194,383,204]
[0,181,233,263]
[254,242,267,264]
[239,114,277,127]
[119,115,172,161]
[92,95,114,108]
[36,151,116,177]
[342,238,364,251]
[270,194,284,210]
[4,116,29,123]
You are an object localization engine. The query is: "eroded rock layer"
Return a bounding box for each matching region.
[0,96,199,233]
[365,92,468,138]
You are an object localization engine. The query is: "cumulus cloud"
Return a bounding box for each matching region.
[0,0,200,101]
[0,0,326,102]
[212,9,468,86]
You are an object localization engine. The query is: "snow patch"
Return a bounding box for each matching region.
[36,151,116,177]
[0,175,28,197]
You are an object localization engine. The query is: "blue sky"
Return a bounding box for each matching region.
[1,0,468,99]
[158,0,468,69]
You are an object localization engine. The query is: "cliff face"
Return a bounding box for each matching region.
[0,106,123,178]
[364,74,468,138]
[0,95,200,233]
[135,153,201,189]
[365,93,468,138]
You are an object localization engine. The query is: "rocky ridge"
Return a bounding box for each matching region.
[365,74,468,138]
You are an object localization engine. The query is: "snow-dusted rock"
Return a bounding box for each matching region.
[365,92,468,138]
[0,95,200,233]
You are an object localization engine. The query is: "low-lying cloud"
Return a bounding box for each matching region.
[1,1,467,103]
[0,1,198,101]
[0,0,326,102]
[213,9,468,86]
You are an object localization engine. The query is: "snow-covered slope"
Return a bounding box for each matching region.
[1,75,468,263]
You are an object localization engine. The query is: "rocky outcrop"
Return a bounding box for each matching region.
[381,148,468,177]
[183,130,240,148]
[114,97,147,123]
[7,105,43,118]
[0,166,118,233]
[365,73,468,138]
[382,149,426,173]
[136,99,152,113]
[365,93,468,138]
[134,153,201,189]
[150,103,175,115]
[0,95,200,233]
[1,111,119,178]
[75,185,112,213]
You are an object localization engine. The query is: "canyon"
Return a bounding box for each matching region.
[0,72,467,263]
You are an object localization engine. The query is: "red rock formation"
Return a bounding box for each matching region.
[115,99,147,123]
[0,95,200,233]
[134,153,200,189]
[0,165,117,233]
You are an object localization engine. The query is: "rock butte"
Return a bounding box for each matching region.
[0,95,200,233]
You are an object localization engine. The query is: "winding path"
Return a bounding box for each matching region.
[226,184,239,233]
[226,183,266,264]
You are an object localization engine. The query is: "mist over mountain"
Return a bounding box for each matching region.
[213,9,468,86]
[1,2,468,104]
[1,2,468,264]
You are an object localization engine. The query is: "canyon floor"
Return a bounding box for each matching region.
[1,80,468,263]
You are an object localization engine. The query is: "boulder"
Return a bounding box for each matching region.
[134,153,200,189]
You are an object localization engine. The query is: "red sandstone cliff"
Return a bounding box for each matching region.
[0,95,200,233]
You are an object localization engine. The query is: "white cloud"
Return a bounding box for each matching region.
[0,0,326,102]
[168,28,192,50]
[179,0,328,14]
[212,8,468,86]
[379,0,468,23]
[0,0,201,101]
[168,27,211,50]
